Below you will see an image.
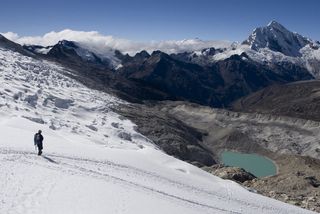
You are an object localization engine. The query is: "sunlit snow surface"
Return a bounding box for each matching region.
[0,48,150,150]
[0,48,315,214]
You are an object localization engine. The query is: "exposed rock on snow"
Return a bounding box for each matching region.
[1,47,315,214]
[204,165,256,183]
[0,47,152,150]
[242,21,312,57]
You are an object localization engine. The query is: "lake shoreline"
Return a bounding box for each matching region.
[219,150,278,178]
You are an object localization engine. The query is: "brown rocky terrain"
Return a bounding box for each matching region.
[116,102,216,166]
[232,80,320,122]
[205,155,320,212]
[116,101,320,212]
[242,154,320,212]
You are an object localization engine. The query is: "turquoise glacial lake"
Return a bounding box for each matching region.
[221,151,277,178]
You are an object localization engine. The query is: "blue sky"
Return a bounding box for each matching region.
[0,0,319,41]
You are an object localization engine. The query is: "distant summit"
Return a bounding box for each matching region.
[242,20,314,57]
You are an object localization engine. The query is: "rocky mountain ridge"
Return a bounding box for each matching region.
[1,21,320,212]
[17,21,317,107]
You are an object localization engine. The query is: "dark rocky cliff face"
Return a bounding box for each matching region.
[232,80,320,121]
[2,32,319,212]
[115,102,217,167]
[0,34,34,57]
[116,51,313,107]
[242,21,312,57]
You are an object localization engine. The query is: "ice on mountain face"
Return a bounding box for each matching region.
[55,40,122,69]
[172,44,236,66]
[24,45,53,55]
[267,21,287,31]
[171,21,320,77]
[0,47,152,150]
[59,40,99,63]
[301,46,320,78]
[201,21,320,78]
[243,21,311,57]
[212,46,244,61]
[34,47,52,54]
[0,45,316,214]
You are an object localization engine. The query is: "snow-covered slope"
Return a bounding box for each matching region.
[0,47,315,213]
[242,21,313,57]
[24,45,53,55]
[236,21,320,77]
[241,21,320,77]
[24,40,122,69]
[177,21,320,79]
[63,40,122,68]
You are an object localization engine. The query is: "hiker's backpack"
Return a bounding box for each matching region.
[34,133,41,145]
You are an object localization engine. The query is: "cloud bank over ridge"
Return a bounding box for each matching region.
[2,29,231,55]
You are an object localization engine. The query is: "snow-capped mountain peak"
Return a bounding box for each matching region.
[58,39,77,47]
[50,40,101,62]
[36,39,122,69]
[0,41,315,214]
[242,20,311,57]
[267,20,288,31]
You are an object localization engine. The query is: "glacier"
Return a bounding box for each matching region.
[0,47,315,213]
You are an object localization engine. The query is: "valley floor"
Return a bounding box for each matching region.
[116,101,320,213]
[0,47,316,214]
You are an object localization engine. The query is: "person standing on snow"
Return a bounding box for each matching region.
[34,130,44,156]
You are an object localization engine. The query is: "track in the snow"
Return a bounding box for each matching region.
[0,148,283,214]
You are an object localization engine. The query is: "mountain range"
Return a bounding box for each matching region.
[2,20,320,164]
[6,21,317,109]
[1,21,320,213]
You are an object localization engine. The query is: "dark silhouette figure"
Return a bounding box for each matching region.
[34,130,44,156]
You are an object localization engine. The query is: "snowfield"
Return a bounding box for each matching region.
[0,48,315,213]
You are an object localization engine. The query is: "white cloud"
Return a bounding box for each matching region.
[1,29,231,55]
[2,32,20,41]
